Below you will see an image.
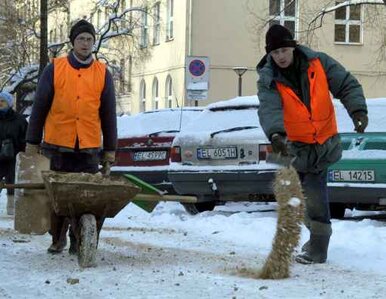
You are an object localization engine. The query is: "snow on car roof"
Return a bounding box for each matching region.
[117,107,203,138]
[206,95,259,110]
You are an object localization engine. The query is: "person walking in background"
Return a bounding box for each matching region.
[256,24,368,264]
[25,19,117,254]
[0,91,28,215]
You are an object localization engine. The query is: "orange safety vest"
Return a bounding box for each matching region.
[44,57,106,149]
[275,58,337,144]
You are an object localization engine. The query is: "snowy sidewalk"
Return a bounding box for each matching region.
[1,191,386,298]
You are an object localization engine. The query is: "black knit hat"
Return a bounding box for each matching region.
[69,20,96,45]
[265,24,297,54]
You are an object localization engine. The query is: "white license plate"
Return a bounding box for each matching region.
[197,147,237,160]
[329,170,375,182]
[133,151,167,161]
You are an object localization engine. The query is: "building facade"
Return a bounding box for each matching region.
[10,0,386,114]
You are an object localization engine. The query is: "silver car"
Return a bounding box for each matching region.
[168,96,280,214]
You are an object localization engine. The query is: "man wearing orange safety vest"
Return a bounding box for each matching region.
[257,25,368,264]
[26,20,117,254]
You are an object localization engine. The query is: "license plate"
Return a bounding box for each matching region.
[197,147,237,160]
[133,151,167,161]
[329,170,375,182]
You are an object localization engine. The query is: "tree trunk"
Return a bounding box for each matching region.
[39,0,48,76]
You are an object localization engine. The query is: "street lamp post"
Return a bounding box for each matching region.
[232,67,248,97]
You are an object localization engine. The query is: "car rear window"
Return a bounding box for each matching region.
[363,142,386,150]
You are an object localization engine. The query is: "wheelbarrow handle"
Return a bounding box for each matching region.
[0,182,46,189]
[134,193,198,203]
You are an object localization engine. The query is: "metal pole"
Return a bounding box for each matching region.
[238,75,242,96]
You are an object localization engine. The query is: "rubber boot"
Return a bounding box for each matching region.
[296,234,330,264]
[301,240,310,253]
[47,215,68,254]
[6,195,15,216]
[68,227,78,255]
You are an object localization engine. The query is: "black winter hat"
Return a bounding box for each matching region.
[69,19,96,45]
[265,24,297,54]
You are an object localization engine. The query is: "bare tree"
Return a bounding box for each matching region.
[0,0,157,113]
[39,0,48,76]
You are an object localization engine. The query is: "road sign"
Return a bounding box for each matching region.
[186,56,209,101]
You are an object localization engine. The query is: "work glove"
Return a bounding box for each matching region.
[352,111,368,133]
[271,133,288,156]
[100,151,115,176]
[24,143,40,155]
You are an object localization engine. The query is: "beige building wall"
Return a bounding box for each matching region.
[189,0,266,106]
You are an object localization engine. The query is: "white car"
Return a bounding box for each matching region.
[168,96,280,214]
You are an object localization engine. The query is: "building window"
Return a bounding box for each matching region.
[269,0,297,38]
[119,59,125,94]
[166,0,174,40]
[140,79,146,112]
[165,75,173,108]
[97,9,102,29]
[152,77,159,110]
[59,24,64,40]
[334,1,362,44]
[153,2,160,45]
[121,0,126,13]
[140,9,148,48]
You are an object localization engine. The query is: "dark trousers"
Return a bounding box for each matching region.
[298,170,331,226]
[0,159,16,196]
[49,152,100,246]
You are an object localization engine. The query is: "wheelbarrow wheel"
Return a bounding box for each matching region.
[78,214,98,268]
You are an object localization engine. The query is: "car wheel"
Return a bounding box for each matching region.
[182,201,216,215]
[329,203,346,219]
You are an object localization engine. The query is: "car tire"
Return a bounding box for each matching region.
[329,203,346,219]
[182,201,216,215]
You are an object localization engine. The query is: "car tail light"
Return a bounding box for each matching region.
[259,144,272,161]
[170,146,182,162]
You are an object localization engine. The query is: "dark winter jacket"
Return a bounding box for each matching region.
[26,51,117,153]
[0,109,28,160]
[256,45,368,173]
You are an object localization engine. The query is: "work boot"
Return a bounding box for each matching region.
[68,228,78,255]
[47,215,68,254]
[47,239,67,254]
[6,195,15,216]
[296,234,330,264]
[301,240,310,252]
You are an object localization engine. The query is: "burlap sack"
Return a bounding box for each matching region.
[14,152,51,234]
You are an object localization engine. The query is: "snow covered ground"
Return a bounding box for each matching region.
[1,189,386,299]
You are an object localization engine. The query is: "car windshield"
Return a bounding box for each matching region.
[210,126,259,138]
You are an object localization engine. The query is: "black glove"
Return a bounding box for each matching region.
[352,111,368,133]
[271,133,288,156]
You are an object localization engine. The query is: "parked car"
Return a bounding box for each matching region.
[112,108,203,193]
[328,99,386,218]
[168,96,280,214]
[327,132,386,218]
